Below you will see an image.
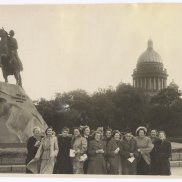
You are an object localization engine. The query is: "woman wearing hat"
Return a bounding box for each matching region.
[134,126,154,175]
[106,130,122,174]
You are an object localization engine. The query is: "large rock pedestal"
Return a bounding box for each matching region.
[0,82,47,143]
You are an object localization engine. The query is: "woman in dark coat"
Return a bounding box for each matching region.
[106,130,122,174]
[121,132,139,175]
[26,127,42,173]
[54,127,73,174]
[87,131,107,174]
[154,131,172,175]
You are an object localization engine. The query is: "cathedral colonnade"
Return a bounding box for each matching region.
[133,77,167,91]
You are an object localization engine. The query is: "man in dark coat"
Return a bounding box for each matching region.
[154,131,172,175]
[121,132,139,175]
[81,126,91,174]
[103,128,112,174]
[150,129,160,175]
[53,127,73,174]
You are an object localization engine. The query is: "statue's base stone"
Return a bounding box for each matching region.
[0,147,27,173]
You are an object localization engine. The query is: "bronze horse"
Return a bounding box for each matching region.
[0,28,22,87]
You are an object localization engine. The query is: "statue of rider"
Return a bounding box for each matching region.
[8,30,23,71]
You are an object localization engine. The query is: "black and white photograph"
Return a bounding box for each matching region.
[0,2,182,177]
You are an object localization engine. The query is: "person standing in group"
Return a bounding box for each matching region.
[121,131,139,175]
[134,126,153,175]
[154,131,172,175]
[103,128,112,173]
[87,131,107,174]
[106,130,122,174]
[54,127,73,174]
[27,126,59,174]
[149,129,160,175]
[71,127,87,174]
[26,127,42,173]
[82,126,91,174]
[103,128,112,146]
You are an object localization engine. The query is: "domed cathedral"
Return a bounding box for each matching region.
[132,39,168,96]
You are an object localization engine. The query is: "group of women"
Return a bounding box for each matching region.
[26,126,172,175]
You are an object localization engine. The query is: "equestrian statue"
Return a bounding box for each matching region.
[0,28,23,87]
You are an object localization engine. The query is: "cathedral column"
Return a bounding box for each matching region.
[147,77,149,90]
[149,77,151,90]
[154,78,156,90]
[144,77,147,90]
[162,79,164,89]
[151,77,154,90]
[161,78,163,89]
[137,78,139,88]
[134,79,136,88]
[164,79,167,88]
[140,78,143,88]
[158,78,161,90]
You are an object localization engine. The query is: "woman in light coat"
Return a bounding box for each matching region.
[71,127,87,174]
[134,126,153,175]
[27,126,59,174]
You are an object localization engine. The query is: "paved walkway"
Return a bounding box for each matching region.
[171,142,182,150]
[171,167,182,176]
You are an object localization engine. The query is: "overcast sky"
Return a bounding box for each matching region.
[0,4,182,100]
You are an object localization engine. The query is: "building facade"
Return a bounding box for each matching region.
[132,39,168,96]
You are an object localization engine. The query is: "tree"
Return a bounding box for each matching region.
[149,87,182,136]
[113,83,149,132]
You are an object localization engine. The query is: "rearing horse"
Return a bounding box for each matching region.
[0,28,22,87]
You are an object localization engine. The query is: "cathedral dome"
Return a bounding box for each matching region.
[137,39,162,64]
[168,80,179,90]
